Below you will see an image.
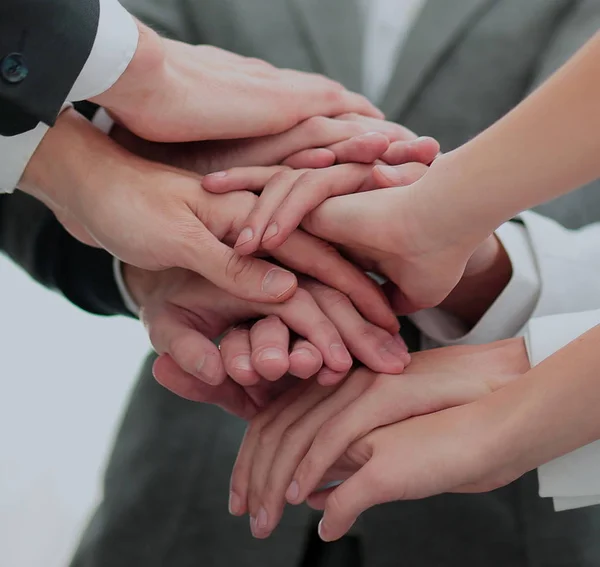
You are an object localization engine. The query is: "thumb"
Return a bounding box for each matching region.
[179,225,298,303]
[372,162,429,189]
[317,461,383,542]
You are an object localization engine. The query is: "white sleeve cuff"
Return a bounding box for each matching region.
[112,258,140,316]
[411,222,540,346]
[0,103,72,194]
[526,309,600,511]
[67,0,139,101]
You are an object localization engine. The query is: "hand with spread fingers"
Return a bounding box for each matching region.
[228,338,530,537]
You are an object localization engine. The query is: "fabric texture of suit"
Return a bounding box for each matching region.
[0,0,100,135]
[1,0,598,565]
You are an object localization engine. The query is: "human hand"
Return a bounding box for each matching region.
[92,22,381,143]
[125,268,409,417]
[201,140,439,254]
[217,278,410,387]
[110,113,422,175]
[301,160,495,314]
[21,110,397,325]
[229,338,529,536]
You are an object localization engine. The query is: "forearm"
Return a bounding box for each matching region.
[419,32,600,244]
[477,324,600,479]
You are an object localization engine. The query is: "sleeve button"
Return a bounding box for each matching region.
[1,53,28,84]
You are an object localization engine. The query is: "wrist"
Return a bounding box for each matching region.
[19,109,88,212]
[419,151,504,247]
[91,20,165,119]
[439,235,512,327]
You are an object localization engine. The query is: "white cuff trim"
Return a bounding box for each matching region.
[112,258,140,316]
[68,0,139,101]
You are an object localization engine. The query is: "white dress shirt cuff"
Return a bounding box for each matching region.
[0,103,73,193]
[526,309,600,511]
[68,0,139,101]
[411,222,540,346]
[112,258,140,317]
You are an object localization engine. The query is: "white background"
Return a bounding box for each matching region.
[0,256,149,567]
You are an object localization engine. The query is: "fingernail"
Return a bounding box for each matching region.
[257,348,285,362]
[235,227,254,248]
[196,353,221,385]
[318,518,327,541]
[262,222,279,242]
[205,171,227,179]
[262,269,296,298]
[360,131,381,138]
[289,348,317,362]
[375,165,399,179]
[232,355,253,372]
[380,335,408,358]
[257,507,268,530]
[330,343,352,366]
[250,516,257,537]
[286,480,300,502]
[229,491,241,515]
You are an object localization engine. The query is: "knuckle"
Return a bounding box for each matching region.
[259,426,280,449]
[224,252,255,285]
[281,424,303,446]
[319,287,352,309]
[304,115,332,137]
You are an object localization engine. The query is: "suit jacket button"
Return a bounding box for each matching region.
[1,53,28,84]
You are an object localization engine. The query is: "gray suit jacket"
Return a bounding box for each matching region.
[70,1,600,566]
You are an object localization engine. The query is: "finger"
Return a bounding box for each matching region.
[315,367,348,387]
[282,148,337,169]
[229,380,314,517]
[250,316,291,381]
[304,280,410,374]
[202,166,290,194]
[333,113,418,141]
[288,339,323,379]
[272,231,399,334]
[259,164,373,251]
[256,371,371,537]
[246,383,335,536]
[380,137,440,166]
[220,326,262,386]
[152,354,257,420]
[324,132,390,164]
[267,288,352,375]
[372,162,430,188]
[145,310,226,386]
[318,462,383,542]
[234,169,305,255]
[296,78,384,120]
[179,226,298,303]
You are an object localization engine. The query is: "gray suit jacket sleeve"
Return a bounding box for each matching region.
[0,0,100,135]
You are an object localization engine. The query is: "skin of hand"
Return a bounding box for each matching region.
[228,337,530,538]
[202,161,508,318]
[91,21,382,143]
[201,140,439,255]
[20,110,398,330]
[109,113,424,175]
[124,266,410,414]
[308,324,600,542]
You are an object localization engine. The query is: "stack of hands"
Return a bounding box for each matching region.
[20,22,597,544]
